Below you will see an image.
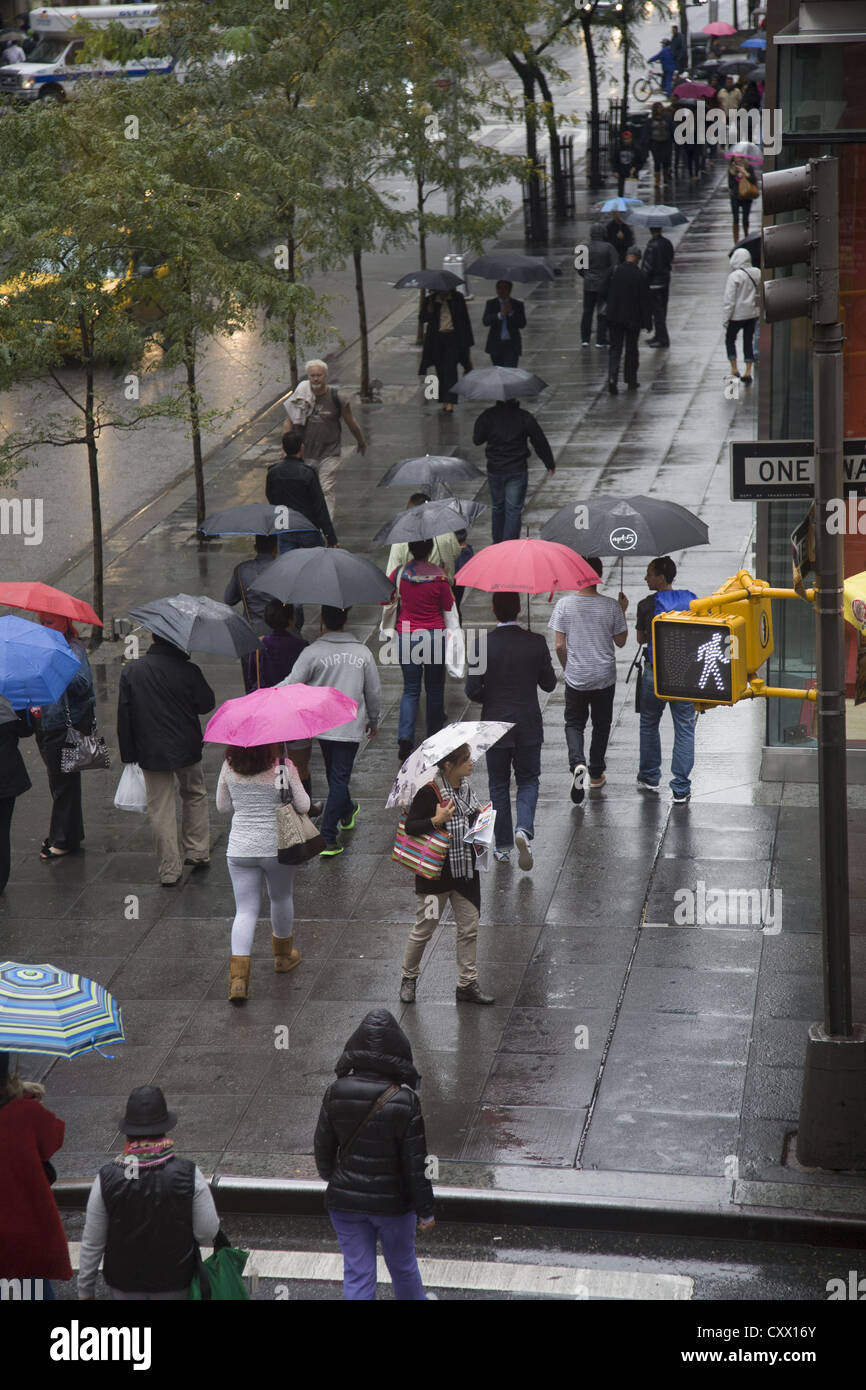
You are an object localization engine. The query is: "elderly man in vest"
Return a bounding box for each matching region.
[284,359,367,519]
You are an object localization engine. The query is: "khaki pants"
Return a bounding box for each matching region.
[402,891,479,988]
[308,452,342,519]
[142,763,210,883]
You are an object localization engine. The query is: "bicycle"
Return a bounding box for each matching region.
[632,64,670,103]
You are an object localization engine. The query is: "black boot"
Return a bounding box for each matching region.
[398,738,413,762]
[456,982,495,1005]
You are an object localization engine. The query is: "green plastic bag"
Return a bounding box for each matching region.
[189,1240,251,1301]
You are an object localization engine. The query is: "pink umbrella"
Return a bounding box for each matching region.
[702,20,737,35]
[673,81,716,99]
[456,539,600,594]
[204,684,358,747]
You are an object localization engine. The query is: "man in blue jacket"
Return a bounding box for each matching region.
[648,38,677,97]
[635,556,698,803]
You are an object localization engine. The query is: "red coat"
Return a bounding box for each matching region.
[0,1098,73,1280]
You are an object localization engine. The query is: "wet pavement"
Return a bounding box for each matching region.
[6,150,866,1229]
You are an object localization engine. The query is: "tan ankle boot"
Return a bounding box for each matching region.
[273,935,301,973]
[228,955,250,1002]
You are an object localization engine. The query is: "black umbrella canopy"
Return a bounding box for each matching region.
[255,548,393,607]
[128,594,260,656]
[540,495,709,557]
[200,502,315,537]
[372,498,486,546]
[730,232,760,264]
[377,454,484,487]
[464,253,559,282]
[393,269,463,291]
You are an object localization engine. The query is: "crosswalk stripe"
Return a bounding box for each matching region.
[65,1244,692,1299]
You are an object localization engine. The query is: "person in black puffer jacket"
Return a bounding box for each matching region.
[314,1009,434,1301]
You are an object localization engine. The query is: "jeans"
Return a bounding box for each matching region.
[488,470,528,543]
[277,529,323,555]
[648,282,670,346]
[398,631,446,743]
[581,289,608,345]
[607,323,640,386]
[730,194,755,236]
[564,683,615,779]
[329,1209,427,1301]
[638,666,694,797]
[319,739,359,844]
[485,742,541,848]
[725,318,757,363]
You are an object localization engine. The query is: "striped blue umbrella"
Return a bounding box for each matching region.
[0,962,125,1058]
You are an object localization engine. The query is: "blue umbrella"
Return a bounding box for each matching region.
[741,35,766,49]
[598,197,644,212]
[0,961,124,1058]
[0,615,82,705]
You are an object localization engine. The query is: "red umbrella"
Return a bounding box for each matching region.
[0,581,102,627]
[456,539,600,594]
[702,20,737,35]
[673,81,716,99]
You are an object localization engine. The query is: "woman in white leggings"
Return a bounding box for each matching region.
[216,741,310,1003]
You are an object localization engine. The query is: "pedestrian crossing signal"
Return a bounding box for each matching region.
[652,578,774,707]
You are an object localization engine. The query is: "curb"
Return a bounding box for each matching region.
[52,1175,866,1248]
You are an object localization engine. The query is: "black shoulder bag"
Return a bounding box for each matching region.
[337,1084,401,1164]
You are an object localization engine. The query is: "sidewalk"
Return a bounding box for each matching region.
[9,157,866,1234]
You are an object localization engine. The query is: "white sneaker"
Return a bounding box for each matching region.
[672,791,691,804]
[514,830,534,871]
[493,848,511,864]
[636,779,660,794]
[570,764,587,805]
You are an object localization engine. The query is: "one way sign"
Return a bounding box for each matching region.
[730,440,866,500]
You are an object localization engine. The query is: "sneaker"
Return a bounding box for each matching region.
[400,976,416,1003]
[570,764,587,805]
[514,830,534,871]
[493,848,511,864]
[742,374,753,385]
[589,773,606,789]
[636,778,660,795]
[183,858,210,869]
[672,791,691,804]
[456,982,495,1005]
[339,801,359,831]
[320,842,344,857]
[582,340,590,347]
[595,342,608,349]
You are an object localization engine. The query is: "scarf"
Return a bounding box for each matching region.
[116,1137,175,1169]
[436,773,479,880]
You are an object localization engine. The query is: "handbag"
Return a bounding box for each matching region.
[738,173,758,200]
[189,1228,251,1302]
[379,565,405,639]
[275,758,325,863]
[60,702,110,773]
[392,783,450,880]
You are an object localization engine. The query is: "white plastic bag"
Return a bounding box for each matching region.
[114,762,148,814]
[443,605,466,679]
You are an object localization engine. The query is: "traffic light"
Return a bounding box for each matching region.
[762,157,839,325]
[652,578,774,707]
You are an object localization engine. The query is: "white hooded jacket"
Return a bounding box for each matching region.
[723,248,761,324]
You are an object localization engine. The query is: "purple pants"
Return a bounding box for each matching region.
[329,1209,427,1301]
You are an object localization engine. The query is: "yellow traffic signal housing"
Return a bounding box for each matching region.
[652,575,775,707]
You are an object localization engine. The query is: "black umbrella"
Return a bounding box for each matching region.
[372,499,486,546]
[128,595,259,657]
[255,549,393,607]
[730,232,760,264]
[393,269,463,291]
[540,495,709,587]
[377,454,484,488]
[464,253,559,283]
[453,367,548,402]
[200,503,316,537]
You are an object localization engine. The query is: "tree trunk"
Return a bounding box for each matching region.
[535,65,564,218]
[731,0,738,30]
[184,328,206,530]
[581,17,602,189]
[621,24,630,107]
[286,206,298,389]
[352,241,371,401]
[679,0,689,48]
[81,317,103,644]
[416,170,426,346]
[509,54,543,244]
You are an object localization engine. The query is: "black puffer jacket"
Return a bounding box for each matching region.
[314,1010,435,1218]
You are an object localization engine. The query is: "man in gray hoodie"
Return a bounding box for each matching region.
[279,606,381,856]
[580,223,619,349]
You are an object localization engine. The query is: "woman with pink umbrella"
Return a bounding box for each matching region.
[206,684,357,1003]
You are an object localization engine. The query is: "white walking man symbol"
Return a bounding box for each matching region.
[695,631,731,692]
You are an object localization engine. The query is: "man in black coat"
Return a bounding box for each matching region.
[465,591,557,870]
[473,398,555,541]
[605,210,636,263]
[641,226,675,349]
[482,279,526,367]
[605,248,654,394]
[266,431,338,554]
[314,1009,434,1300]
[117,637,215,885]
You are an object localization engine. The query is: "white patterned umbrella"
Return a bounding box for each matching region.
[386,721,514,808]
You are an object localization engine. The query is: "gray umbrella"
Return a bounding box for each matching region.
[0,695,20,726]
[372,499,486,547]
[453,367,548,402]
[377,454,484,488]
[624,205,688,228]
[393,269,463,291]
[200,503,316,537]
[464,253,559,283]
[128,595,259,657]
[540,495,709,588]
[255,548,393,607]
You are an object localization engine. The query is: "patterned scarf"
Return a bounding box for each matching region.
[436,773,480,880]
[116,1138,175,1169]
